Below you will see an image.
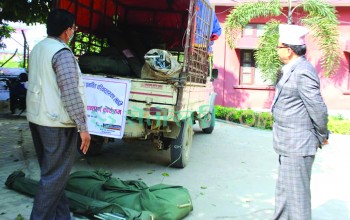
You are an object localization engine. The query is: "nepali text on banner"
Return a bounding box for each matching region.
[84,76,131,139]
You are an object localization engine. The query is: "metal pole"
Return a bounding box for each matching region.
[21,30,28,68]
[288,0,292,24]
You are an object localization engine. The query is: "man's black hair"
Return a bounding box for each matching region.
[46,9,75,37]
[282,43,307,56]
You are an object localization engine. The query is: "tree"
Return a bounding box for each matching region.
[0,0,53,24]
[225,0,340,83]
[0,23,15,50]
[0,0,53,50]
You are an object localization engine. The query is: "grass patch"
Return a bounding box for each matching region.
[215,105,350,135]
[328,115,350,135]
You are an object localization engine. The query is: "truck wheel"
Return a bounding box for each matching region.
[202,110,215,134]
[170,118,194,168]
[77,134,104,156]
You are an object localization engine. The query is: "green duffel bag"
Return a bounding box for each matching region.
[5,171,154,220]
[66,170,193,220]
[78,53,132,76]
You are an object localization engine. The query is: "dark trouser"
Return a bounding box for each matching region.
[274,155,314,220]
[29,122,78,220]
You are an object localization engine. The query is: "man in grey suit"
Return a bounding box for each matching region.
[271,24,328,220]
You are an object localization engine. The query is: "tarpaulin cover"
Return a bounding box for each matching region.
[56,0,117,38]
[5,171,153,220]
[6,170,193,220]
[56,0,192,30]
[66,170,193,220]
[54,0,198,50]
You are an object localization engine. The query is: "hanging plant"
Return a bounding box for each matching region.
[225,0,340,83]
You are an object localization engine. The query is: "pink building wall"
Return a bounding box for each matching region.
[212,5,350,114]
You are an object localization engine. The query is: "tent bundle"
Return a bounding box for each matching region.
[5,170,193,220]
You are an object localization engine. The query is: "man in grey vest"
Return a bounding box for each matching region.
[272,24,328,220]
[27,9,91,219]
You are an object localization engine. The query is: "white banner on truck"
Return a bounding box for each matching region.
[83,76,131,139]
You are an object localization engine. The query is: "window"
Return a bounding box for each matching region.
[238,24,272,87]
[240,50,254,84]
[256,24,265,37]
[239,50,272,86]
[243,24,255,36]
[242,24,265,37]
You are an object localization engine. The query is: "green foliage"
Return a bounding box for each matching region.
[74,32,109,56]
[255,21,282,84]
[301,0,338,23]
[225,0,341,80]
[0,0,53,25]
[240,109,255,126]
[162,173,170,177]
[0,23,15,49]
[0,56,23,68]
[328,116,350,135]
[1,0,51,55]
[16,214,24,220]
[225,0,281,48]
[215,105,350,134]
[300,0,340,77]
[255,111,274,129]
[215,105,273,130]
[215,105,239,122]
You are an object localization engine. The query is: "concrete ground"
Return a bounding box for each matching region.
[0,109,350,220]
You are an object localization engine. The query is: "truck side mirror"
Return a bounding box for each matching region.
[211,69,218,81]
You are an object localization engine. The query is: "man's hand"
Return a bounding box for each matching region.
[79,131,91,155]
[210,33,219,41]
[322,130,330,146]
[322,139,329,146]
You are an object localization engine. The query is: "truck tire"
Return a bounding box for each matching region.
[202,110,215,134]
[77,134,104,156]
[170,118,194,168]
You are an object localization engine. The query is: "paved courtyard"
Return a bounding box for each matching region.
[0,110,350,220]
